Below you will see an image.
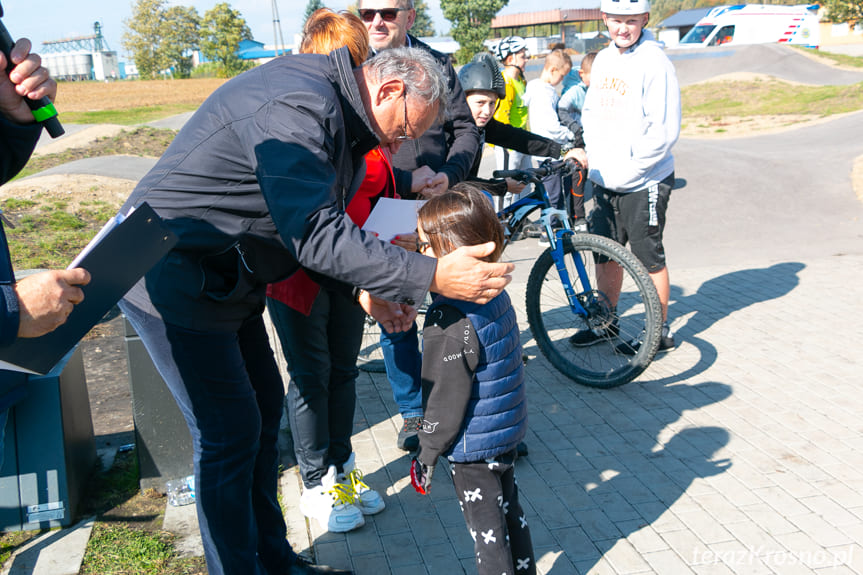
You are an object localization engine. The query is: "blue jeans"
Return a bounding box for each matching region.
[120,300,297,575]
[380,322,423,419]
[266,290,365,488]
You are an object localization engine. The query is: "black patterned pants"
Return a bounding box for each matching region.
[451,451,536,575]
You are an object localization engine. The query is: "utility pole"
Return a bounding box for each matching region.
[271,0,286,56]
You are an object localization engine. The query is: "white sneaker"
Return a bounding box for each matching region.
[338,453,386,515]
[299,465,364,533]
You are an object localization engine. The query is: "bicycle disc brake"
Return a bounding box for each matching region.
[578,289,615,331]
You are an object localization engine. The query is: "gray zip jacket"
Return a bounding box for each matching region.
[122,47,435,331]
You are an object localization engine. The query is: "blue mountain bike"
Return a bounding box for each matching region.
[494,159,662,388]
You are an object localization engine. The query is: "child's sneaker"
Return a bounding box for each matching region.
[299,465,364,533]
[338,453,385,515]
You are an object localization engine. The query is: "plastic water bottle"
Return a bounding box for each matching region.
[166,475,196,506]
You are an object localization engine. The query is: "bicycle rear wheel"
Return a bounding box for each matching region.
[525,233,662,388]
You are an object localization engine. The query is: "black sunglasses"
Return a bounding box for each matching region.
[359,8,408,22]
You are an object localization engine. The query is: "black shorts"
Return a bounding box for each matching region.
[589,173,674,272]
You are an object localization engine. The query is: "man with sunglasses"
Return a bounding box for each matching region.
[358,0,481,453]
[358,0,479,199]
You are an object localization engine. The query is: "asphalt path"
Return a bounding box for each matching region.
[667,43,863,86]
[34,155,156,181]
[667,110,863,269]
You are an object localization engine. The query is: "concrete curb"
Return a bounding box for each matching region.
[1,517,94,575]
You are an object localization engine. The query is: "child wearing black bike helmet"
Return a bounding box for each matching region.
[456,51,587,216]
[409,182,535,575]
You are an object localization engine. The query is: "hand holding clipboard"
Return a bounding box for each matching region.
[0,203,177,374]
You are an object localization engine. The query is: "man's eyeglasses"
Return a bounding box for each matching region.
[396,93,411,142]
[358,8,408,22]
[415,237,431,253]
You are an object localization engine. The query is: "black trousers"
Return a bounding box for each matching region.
[451,451,536,575]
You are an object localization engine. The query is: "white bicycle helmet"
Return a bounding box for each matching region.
[600,0,650,14]
[493,36,527,62]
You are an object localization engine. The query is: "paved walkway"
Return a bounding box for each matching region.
[7,42,863,573]
[276,233,863,574]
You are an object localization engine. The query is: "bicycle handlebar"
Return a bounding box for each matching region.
[492,158,580,183]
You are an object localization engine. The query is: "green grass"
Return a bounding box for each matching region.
[80,450,141,515]
[2,196,122,270]
[80,525,179,575]
[682,48,863,118]
[682,79,863,117]
[0,531,40,567]
[73,450,207,574]
[61,104,200,126]
[793,46,863,68]
[11,126,175,180]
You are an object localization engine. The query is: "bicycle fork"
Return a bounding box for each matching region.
[549,223,604,322]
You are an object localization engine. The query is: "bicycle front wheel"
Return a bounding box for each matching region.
[525,233,662,388]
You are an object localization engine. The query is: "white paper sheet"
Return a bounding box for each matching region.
[361,198,426,242]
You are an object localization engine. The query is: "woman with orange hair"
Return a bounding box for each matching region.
[301,8,369,66]
[266,8,395,535]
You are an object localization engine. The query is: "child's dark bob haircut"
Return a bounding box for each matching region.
[417,183,505,263]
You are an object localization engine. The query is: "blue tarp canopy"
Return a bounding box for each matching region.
[237,39,290,60]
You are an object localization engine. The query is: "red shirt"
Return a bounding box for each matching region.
[267,147,397,314]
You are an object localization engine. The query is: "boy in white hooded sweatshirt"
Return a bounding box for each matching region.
[573,0,681,353]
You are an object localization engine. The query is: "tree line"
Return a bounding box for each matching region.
[124,0,863,80]
[123,0,252,79]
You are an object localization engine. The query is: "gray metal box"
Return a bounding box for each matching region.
[0,347,97,531]
[123,318,193,492]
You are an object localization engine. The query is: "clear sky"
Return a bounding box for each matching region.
[1,0,596,61]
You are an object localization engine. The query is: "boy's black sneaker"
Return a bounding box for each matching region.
[397,416,423,451]
[568,319,619,347]
[616,324,675,355]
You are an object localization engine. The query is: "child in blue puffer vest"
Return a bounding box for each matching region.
[409,183,535,575]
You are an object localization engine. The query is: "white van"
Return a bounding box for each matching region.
[678,4,820,49]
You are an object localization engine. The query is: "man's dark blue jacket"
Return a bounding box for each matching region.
[1,116,42,410]
[123,47,436,331]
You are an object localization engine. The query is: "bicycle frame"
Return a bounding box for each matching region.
[488,159,663,388]
[493,160,592,318]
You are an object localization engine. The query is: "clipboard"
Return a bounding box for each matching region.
[0,202,177,375]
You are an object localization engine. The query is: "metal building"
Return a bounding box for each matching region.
[40,22,120,81]
[491,8,605,53]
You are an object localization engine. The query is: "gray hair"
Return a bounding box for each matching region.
[364,46,448,122]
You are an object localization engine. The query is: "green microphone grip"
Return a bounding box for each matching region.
[0,19,65,138]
